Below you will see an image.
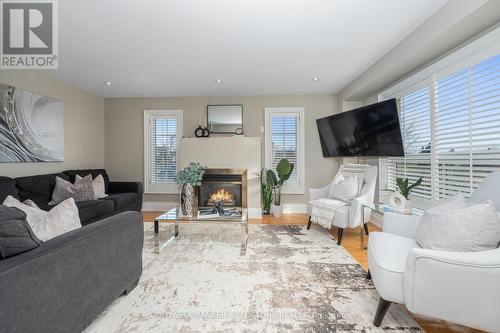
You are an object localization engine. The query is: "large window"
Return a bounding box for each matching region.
[265,107,305,194]
[381,43,500,206]
[144,110,183,193]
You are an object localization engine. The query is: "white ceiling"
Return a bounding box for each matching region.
[52,0,448,98]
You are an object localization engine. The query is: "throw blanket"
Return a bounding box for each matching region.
[309,198,350,229]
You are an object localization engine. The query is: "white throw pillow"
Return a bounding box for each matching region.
[3,195,81,242]
[76,174,107,198]
[416,199,500,252]
[341,171,365,196]
[328,175,358,201]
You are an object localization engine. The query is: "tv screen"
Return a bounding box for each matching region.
[316,99,404,157]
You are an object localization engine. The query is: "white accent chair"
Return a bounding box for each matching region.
[307,165,378,245]
[367,172,500,331]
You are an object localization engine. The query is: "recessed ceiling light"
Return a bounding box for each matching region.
[105,81,112,85]
[215,79,222,83]
[312,77,319,81]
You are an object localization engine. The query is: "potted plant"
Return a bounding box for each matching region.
[260,168,274,215]
[267,159,294,217]
[395,177,422,208]
[176,162,207,218]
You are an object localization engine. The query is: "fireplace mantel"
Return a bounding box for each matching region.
[179,137,261,217]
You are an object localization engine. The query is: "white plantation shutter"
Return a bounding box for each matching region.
[386,87,433,200]
[435,54,500,198]
[381,46,500,206]
[271,115,298,184]
[265,107,305,194]
[144,110,183,193]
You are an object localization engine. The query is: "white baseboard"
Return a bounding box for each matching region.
[282,203,308,214]
[248,208,262,219]
[369,214,383,228]
[142,201,177,211]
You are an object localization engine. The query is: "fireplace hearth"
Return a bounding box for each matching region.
[198,168,247,210]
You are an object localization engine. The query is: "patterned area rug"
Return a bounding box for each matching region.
[85,223,421,332]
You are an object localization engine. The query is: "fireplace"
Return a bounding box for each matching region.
[198,168,247,210]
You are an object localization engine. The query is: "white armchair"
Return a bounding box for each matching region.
[368,172,500,331]
[307,164,378,245]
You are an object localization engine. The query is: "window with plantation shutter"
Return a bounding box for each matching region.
[379,31,500,207]
[436,54,500,198]
[144,110,183,193]
[386,87,433,201]
[265,107,305,194]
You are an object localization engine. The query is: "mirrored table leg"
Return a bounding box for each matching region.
[154,219,178,254]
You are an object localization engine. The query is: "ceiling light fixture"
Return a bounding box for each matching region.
[312,77,319,81]
[105,81,112,85]
[215,79,222,83]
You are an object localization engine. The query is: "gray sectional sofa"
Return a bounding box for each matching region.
[0,169,144,333]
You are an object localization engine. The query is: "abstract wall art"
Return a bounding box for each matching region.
[0,83,64,162]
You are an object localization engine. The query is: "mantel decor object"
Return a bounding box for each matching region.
[194,125,210,137]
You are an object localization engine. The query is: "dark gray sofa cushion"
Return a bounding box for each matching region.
[15,173,70,207]
[0,176,19,203]
[108,181,143,211]
[0,206,42,259]
[75,200,114,224]
[0,211,143,333]
[103,193,137,211]
[63,169,110,193]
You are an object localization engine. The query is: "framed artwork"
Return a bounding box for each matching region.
[0,83,64,162]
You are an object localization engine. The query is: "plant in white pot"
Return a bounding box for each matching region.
[395,176,422,208]
[267,159,294,218]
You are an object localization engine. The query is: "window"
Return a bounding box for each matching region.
[144,110,183,193]
[380,36,500,206]
[265,107,305,194]
[385,85,433,202]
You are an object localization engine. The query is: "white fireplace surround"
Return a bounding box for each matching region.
[179,137,262,218]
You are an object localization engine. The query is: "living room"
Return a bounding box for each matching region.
[0,0,499,332]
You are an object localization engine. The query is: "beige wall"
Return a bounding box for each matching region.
[0,71,105,177]
[104,94,341,204]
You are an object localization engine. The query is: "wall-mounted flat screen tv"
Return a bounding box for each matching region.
[316,99,404,157]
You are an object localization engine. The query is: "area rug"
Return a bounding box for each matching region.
[85,223,421,332]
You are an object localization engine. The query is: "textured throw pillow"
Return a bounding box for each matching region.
[341,171,365,196]
[0,205,42,259]
[3,196,81,242]
[416,199,500,252]
[50,175,96,205]
[76,174,107,198]
[328,175,359,201]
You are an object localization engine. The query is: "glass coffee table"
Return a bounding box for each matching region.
[154,208,248,256]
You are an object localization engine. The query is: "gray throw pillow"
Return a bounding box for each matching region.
[50,175,96,205]
[0,205,42,259]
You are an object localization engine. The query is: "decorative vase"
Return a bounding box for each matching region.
[388,192,407,210]
[405,198,412,209]
[263,206,271,215]
[273,204,282,218]
[180,183,194,218]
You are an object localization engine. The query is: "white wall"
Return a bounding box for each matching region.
[0,71,105,177]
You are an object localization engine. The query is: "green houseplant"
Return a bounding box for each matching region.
[261,168,274,215]
[396,177,422,201]
[267,159,294,217]
[176,162,207,217]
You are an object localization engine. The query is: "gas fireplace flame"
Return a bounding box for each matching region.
[209,188,234,203]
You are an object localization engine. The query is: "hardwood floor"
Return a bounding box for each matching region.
[143,211,482,333]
